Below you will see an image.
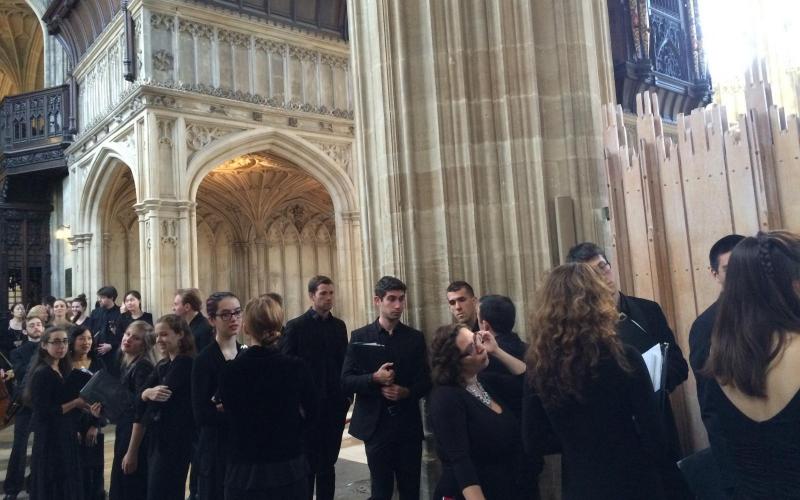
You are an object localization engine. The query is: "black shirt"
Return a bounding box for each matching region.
[219,345,319,464]
[191,340,242,429]
[189,314,213,355]
[136,355,195,447]
[282,308,348,398]
[116,312,154,339]
[689,299,718,406]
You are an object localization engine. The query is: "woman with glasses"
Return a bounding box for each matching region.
[26,326,89,500]
[523,263,689,500]
[428,323,527,500]
[65,325,106,500]
[136,314,196,500]
[218,294,319,500]
[191,292,243,500]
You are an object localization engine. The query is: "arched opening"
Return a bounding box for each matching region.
[98,162,140,295]
[0,0,44,102]
[196,152,337,321]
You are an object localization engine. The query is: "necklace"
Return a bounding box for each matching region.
[465,381,492,407]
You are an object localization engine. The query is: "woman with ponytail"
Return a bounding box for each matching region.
[218,294,319,499]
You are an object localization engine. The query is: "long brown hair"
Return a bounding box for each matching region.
[156,314,196,357]
[526,263,630,407]
[707,231,800,397]
[430,323,470,386]
[23,326,73,404]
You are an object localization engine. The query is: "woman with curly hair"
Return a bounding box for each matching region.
[428,324,527,500]
[523,263,688,500]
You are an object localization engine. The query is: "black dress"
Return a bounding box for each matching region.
[1,325,25,358]
[429,374,525,500]
[136,355,195,500]
[218,345,319,499]
[522,346,689,500]
[29,365,82,500]
[110,357,154,500]
[65,359,106,500]
[704,379,800,499]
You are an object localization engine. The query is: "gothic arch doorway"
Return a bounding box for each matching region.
[187,128,364,326]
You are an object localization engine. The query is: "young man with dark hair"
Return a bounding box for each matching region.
[477,295,527,375]
[173,288,213,354]
[683,235,745,500]
[342,276,431,500]
[281,275,350,500]
[90,285,122,367]
[567,242,689,461]
[445,280,478,331]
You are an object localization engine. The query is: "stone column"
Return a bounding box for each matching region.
[349,0,614,336]
[255,238,267,295]
[135,200,195,316]
[336,211,366,329]
[68,233,93,299]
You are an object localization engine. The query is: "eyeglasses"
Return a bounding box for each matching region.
[595,260,611,273]
[47,339,69,346]
[459,334,483,358]
[216,309,243,322]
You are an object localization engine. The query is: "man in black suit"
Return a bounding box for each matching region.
[173,288,213,354]
[282,275,350,500]
[342,276,431,500]
[568,242,689,461]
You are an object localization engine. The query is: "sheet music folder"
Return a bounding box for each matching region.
[351,342,390,373]
[79,369,129,423]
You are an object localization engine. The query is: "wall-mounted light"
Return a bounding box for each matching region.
[55,225,72,240]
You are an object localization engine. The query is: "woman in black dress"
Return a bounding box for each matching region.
[92,320,157,500]
[702,231,800,498]
[3,302,26,357]
[26,325,88,500]
[66,325,106,500]
[136,314,196,500]
[218,294,318,500]
[429,323,528,500]
[116,291,154,340]
[523,263,689,500]
[191,292,243,500]
[71,295,92,331]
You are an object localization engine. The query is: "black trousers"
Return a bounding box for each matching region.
[306,397,349,500]
[3,407,32,495]
[197,427,227,500]
[147,437,193,500]
[110,422,148,500]
[364,424,422,500]
[225,477,307,500]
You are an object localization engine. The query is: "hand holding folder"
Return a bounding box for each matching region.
[351,342,391,374]
[79,369,130,423]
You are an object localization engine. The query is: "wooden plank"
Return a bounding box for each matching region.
[724,113,763,235]
[768,108,800,231]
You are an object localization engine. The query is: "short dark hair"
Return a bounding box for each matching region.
[96,286,118,301]
[446,281,474,296]
[478,295,516,333]
[374,276,407,299]
[709,234,745,272]
[71,294,88,309]
[176,288,202,312]
[308,275,334,295]
[566,242,606,264]
[43,295,56,306]
[206,292,238,319]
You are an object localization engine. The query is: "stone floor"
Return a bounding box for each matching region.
[0,423,372,500]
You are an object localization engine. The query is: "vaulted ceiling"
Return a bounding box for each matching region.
[0,0,44,102]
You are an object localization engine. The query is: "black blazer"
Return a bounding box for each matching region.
[282,309,348,399]
[341,320,431,442]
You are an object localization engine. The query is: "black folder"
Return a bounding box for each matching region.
[79,369,130,423]
[351,342,391,373]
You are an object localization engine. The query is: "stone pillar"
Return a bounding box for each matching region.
[349,0,614,337]
[248,240,260,298]
[255,238,267,295]
[135,200,195,316]
[336,211,366,330]
[68,233,93,299]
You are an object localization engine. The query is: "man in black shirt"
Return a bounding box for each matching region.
[90,286,122,366]
[173,288,213,354]
[282,275,350,500]
[446,281,479,331]
[342,276,431,500]
[568,242,689,461]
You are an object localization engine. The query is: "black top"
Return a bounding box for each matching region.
[689,299,718,406]
[341,319,431,442]
[219,345,319,464]
[11,339,38,397]
[191,340,242,428]
[523,346,690,500]
[1,326,25,358]
[282,308,348,398]
[189,313,214,355]
[64,359,104,434]
[136,355,195,447]
[117,357,154,426]
[482,330,528,416]
[91,305,123,367]
[430,373,525,500]
[29,365,82,499]
[115,312,154,339]
[703,379,800,499]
